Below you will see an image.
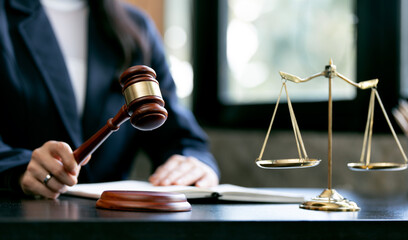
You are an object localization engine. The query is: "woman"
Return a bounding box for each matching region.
[0,0,219,198]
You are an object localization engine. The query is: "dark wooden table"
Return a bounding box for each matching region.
[1,188,407,240]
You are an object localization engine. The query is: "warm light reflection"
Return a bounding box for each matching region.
[169,56,194,98]
[164,26,187,50]
[229,0,265,22]
[163,0,193,104]
[236,61,269,88]
[225,0,356,104]
[227,20,259,74]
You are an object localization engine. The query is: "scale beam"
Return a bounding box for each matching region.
[257,59,408,212]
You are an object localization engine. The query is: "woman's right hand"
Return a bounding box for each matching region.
[19,141,81,199]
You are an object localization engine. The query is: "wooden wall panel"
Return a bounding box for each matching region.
[123,0,164,36]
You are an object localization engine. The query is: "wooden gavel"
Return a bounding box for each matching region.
[73,65,168,165]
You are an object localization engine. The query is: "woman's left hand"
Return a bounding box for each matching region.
[148,154,219,187]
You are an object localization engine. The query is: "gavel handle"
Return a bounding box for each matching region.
[73,105,130,165]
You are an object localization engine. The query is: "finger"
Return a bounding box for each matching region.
[157,161,195,186]
[149,155,184,185]
[35,142,78,186]
[37,181,62,199]
[195,172,219,188]
[35,167,61,190]
[179,159,219,187]
[38,154,78,187]
[156,155,183,174]
[27,155,76,189]
[195,164,219,187]
[80,155,92,166]
[47,141,78,175]
[175,157,219,187]
[28,164,70,194]
[172,166,205,186]
[20,173,61,199]
[43,174,68,193]
[149,166,173,185]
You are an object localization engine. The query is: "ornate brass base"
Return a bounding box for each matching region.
[299,189,360,212]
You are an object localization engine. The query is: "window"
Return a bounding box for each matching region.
[192,0,401,132]
[225,0,356,104]
[401,0,408,98]
[126,0,194,108]
[163,0,193,108]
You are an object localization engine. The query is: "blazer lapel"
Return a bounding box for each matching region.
[11,0,83,147]
[82,10,119,140]
[0,0,12,58]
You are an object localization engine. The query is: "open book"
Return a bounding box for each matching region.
[65,180,304,203]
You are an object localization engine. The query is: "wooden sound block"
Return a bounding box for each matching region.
[96,190,192,212]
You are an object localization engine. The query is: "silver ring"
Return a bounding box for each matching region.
[43,174,52,185]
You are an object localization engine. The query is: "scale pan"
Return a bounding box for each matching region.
[347,162,408,171]
[256,158,321,169]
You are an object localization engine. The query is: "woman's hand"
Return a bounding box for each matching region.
[149,154,219,187]
[19,141,83,199]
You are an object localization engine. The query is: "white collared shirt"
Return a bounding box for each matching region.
[41,0,89,117]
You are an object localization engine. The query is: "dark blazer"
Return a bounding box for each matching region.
[0,0,219,191]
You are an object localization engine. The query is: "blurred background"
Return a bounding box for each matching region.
[126,0,408,197]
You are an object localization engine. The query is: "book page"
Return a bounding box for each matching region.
[65,180,213,199]
[65,180,304,203]
[212,184,304,202]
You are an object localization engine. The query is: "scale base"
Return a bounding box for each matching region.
[299,188,360,212]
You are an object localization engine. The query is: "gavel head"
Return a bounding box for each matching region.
[119,65,168,131]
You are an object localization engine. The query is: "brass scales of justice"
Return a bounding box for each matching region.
[256,59,408,211]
